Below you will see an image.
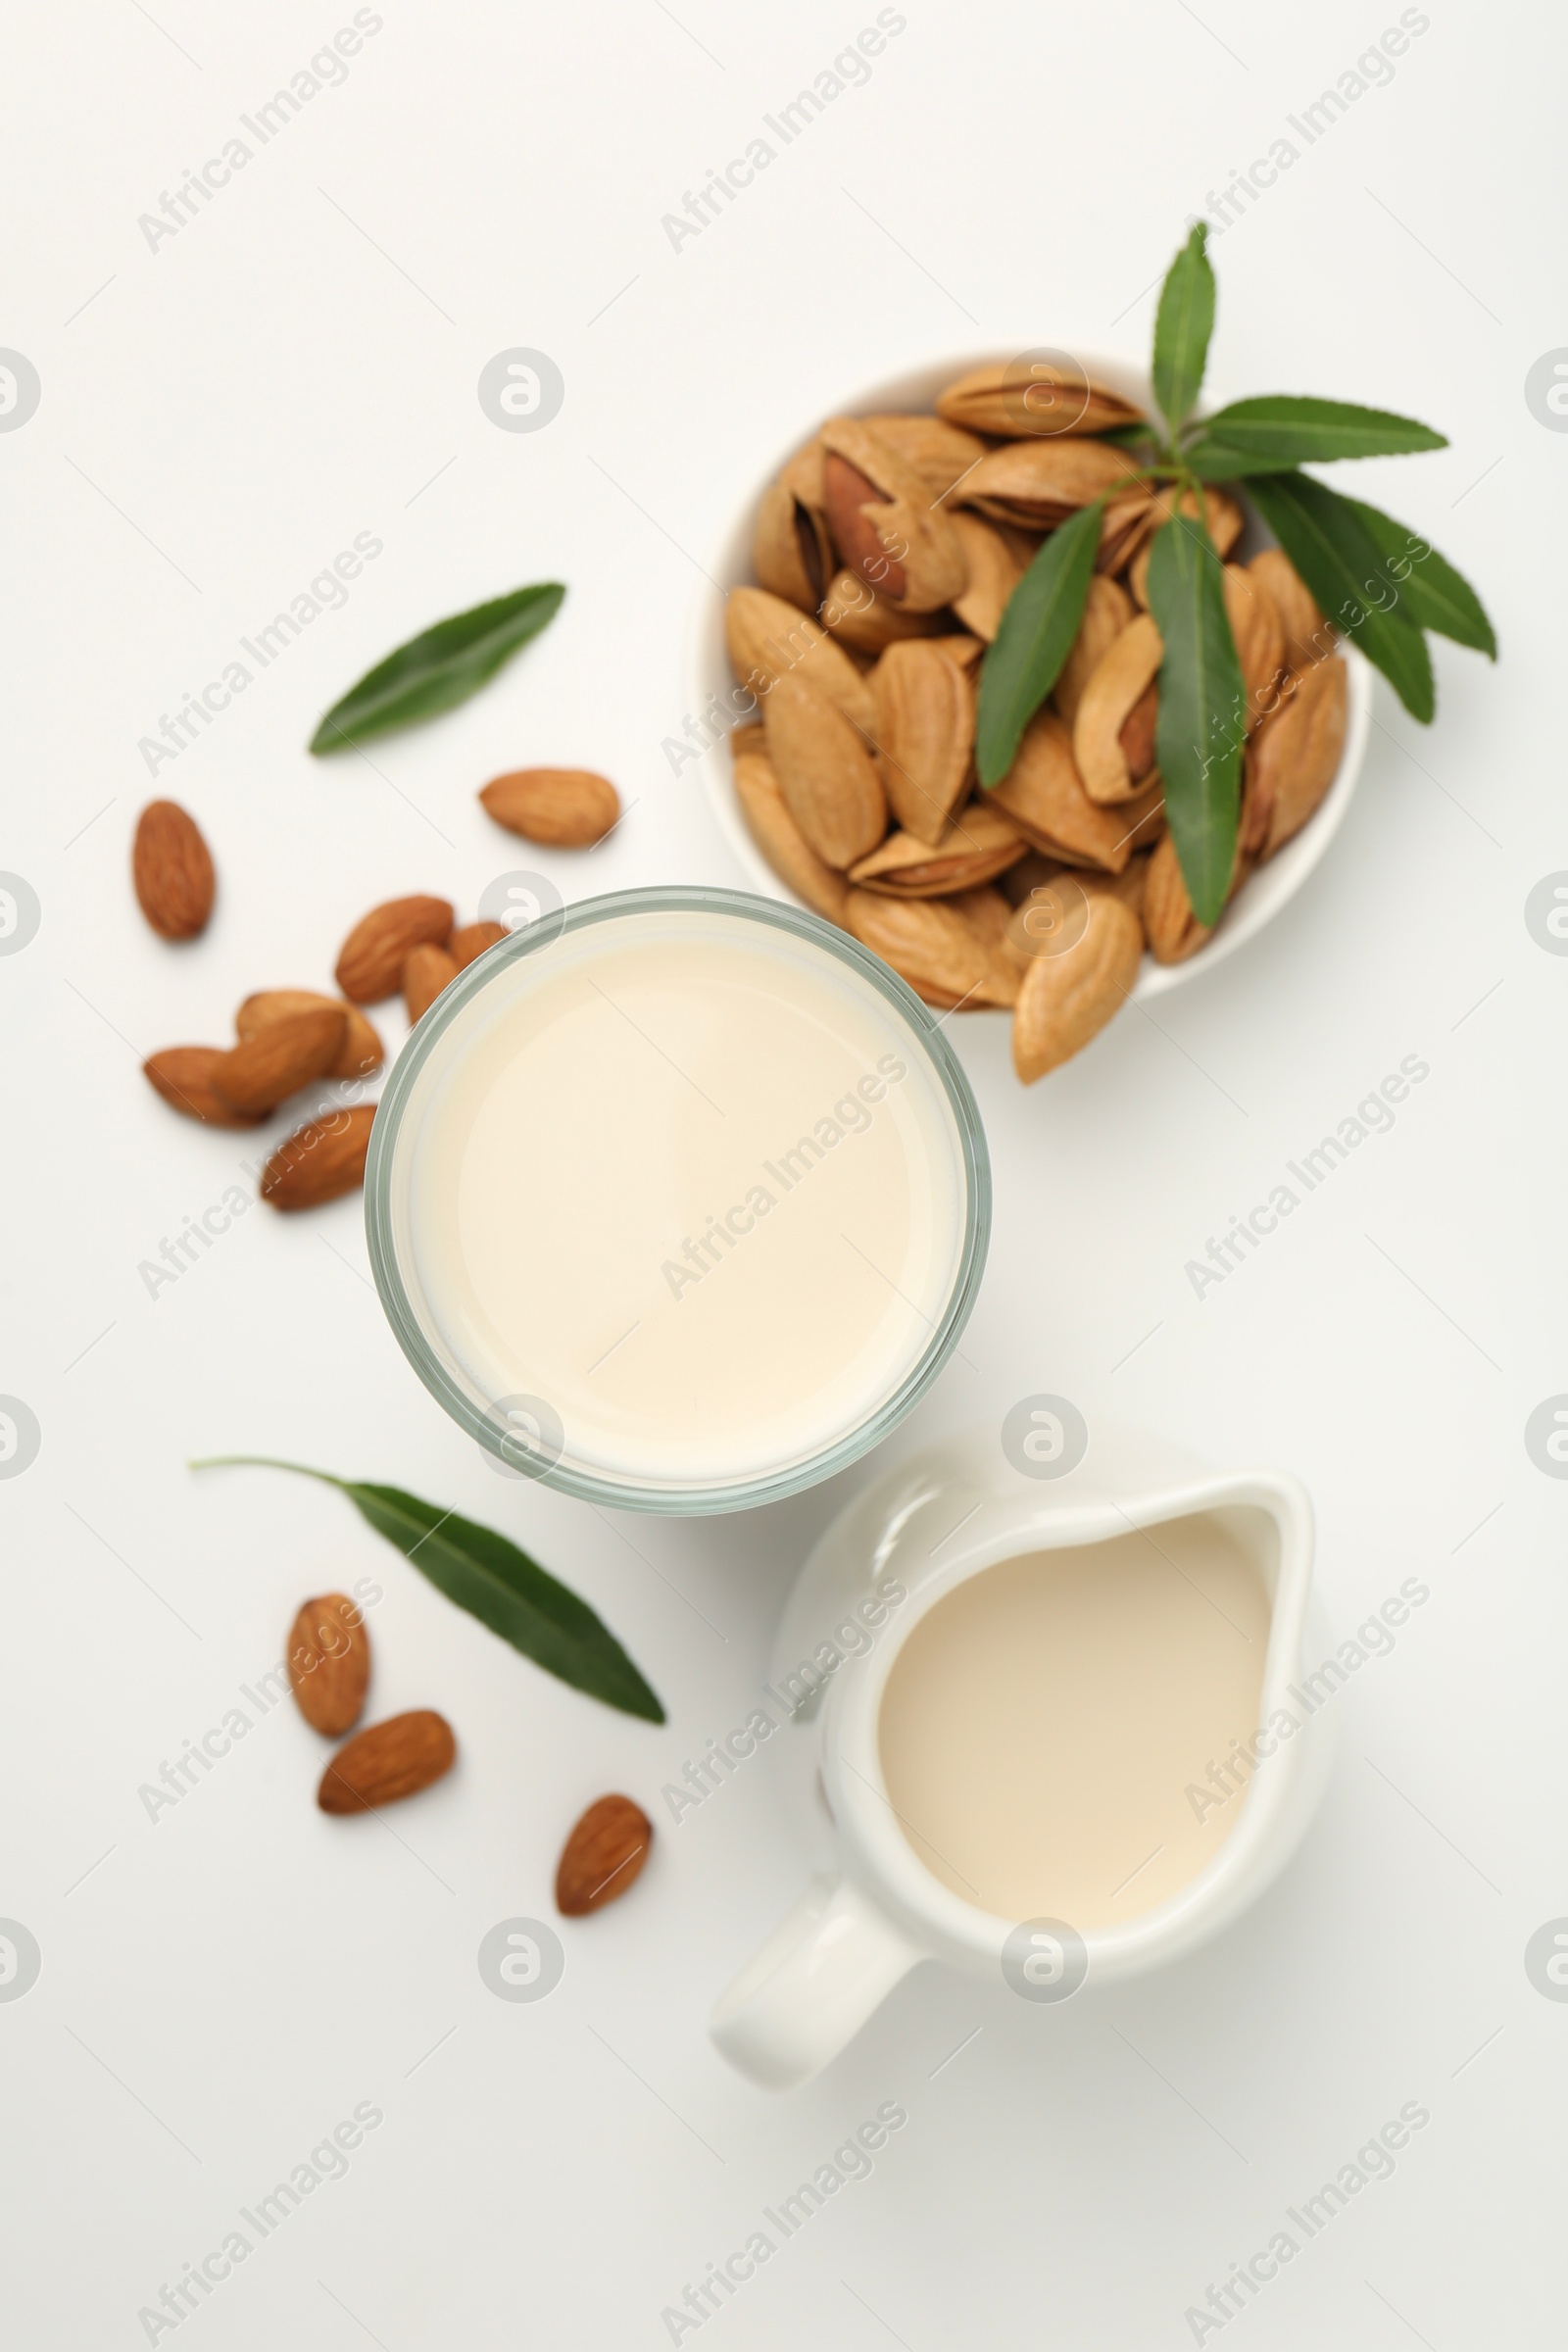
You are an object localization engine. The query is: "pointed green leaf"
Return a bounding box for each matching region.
[188,1457,664,1722]
[1152,223,1216,435]
[976,500,1102,786]
[1185,395,1446,476]
[1246,471,1435,720]
[1143,509,1246,927]
[310,583,565,754]
[1337,494,1496,658]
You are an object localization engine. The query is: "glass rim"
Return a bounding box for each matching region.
[364,884,992,1516]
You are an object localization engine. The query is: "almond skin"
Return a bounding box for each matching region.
[144,1046,266,1127]
[318,1710,455,1814]
[335,897,454,1004]
[403,942,459,1024]
[133,801,215,940]
[479,769,620,847]
[261,1104,376,1210]
[236,991,382,1079]
[449,920,508,971]
[210,1006,347,1113]
[287,1593,370,1737]
[556,1793,653,1916]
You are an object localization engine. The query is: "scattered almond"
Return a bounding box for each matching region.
[133,801,215,941]
[449,920,508,970]
[479,768,620,847]
[235,991,383,1079]
[403,942,459,1025]
[318,1709,455,1813]
[261,1103,376,1211]
[287,1593,370,1737]
[210,1006,347,1114]
[556,1792,653,1916]
[335,897,454,1004]
[144,1046,266,1127]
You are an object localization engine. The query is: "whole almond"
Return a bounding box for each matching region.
[236,991,382,1078]
[1223,564,1287,731]
[872,639,977,845]
[287,1592,370,1737]
[1012,891,1143,1081]
[261,1103,376,1210]
[733,751,850,924]
[449,920,508,971]
[556,1793,653,1916]
[724,585,878,740]
[819,416,968,612]
[848,803,1024,898]
[1072,613,1164,804]
[763,671,887,869]
[335,897,454,1004]
[961,439,1141,531]
[861,413,989,501]
[936,360,1144,440]
[1144,833,1252,964]
[144,1046,265,1127]
[318,1709,455,1814]
[844,889,1011,1009]
[132,800,215,941]
[479,768,619,848]
[753,471,833,612]
[950,513,1026,644]
[211,1006,347,1113]
[991,711,1135,871]
[1243,654,1348,859]
[1248,547,1333,670]
[403,941,459,1024]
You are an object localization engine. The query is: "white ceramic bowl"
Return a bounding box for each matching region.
[686,351,1373,1003]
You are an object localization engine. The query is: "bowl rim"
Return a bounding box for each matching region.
[363,883,993,1517]
[684,345,1373,1004]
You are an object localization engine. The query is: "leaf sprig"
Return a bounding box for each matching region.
[976,222,1494,925]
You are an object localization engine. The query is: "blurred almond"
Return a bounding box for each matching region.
[236,991,382,1078]
[1073,613,1164,804]
[448,920,508,971]
[318,1709,455,1814]
[1144,833,1252,963]
[848,803,1024,898]
[935,360,1143,440]
[950,513,1025,644]
[1223,564,1287,731]
[335,897,453,1004]
[844,889,1011,1008]
[762,672,886,869]
[144,1047,265,1128]
[133,801,215,941]
[872,638,976,844]
[860,412,989,501]
[990,711,1134,872]
[261,1104,376,1210]
[724,585,877,739]
[211,1006,347,1113]
[480,768,619,847]
[1012,890,1143,1081]
[1248,548,1334,670]
[820,416,967,612]
[287,1592,370,1737]
[1243,654,1348,859]
[732,750,849,924]
[1129,486,1244,604]
[961,440,1140,530]
[753,467,834,612]
[556,1792,653,1916]
[403,942,459,1025]
[819,568,943,655]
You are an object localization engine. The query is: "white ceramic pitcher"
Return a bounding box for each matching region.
[710,1422,1336,2088]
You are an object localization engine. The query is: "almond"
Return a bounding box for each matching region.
[872,638,977,845]
[724,585,878,740]
[1248,548,1334,671]
[1052,575,1135,727]
[287,1592,370,1737]
[1073,613,1164,804]
[1011,890,1143,1081]
[210,1006,347,1113]
[936,360,1144,440]
[732,751,850,924]
[1243,654,1348,859]
[950,513,1026,644]
[960,439,1141,531]
[449,920,509,971]
[844,889,1012,1009]
[763,671,887,869]
[235,991,382,1078]
[261,1103,376,1211]
[144,1046,266,1128]
[819,567,944,655]
[318,1709,455,1814]
[479,768,620,847]
[335,897,454,1004]
[1223,564,1287,731]
[848,803,1024,898]
[403,942,459,1024]
[860,412,989,501]
[132,800,215,941]
[556,1792,653,1916]
[753,470,833,612]
[990,711,1135,871]
[1144,833,1252,964]
[819,416,968,612]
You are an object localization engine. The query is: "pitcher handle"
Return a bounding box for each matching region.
[709,1874,922,2089]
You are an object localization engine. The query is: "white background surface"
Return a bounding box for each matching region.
[2,2,1561,2344]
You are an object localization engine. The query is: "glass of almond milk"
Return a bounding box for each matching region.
[365,889,989,1511]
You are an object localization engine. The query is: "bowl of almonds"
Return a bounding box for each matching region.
[692,345,1373,1081]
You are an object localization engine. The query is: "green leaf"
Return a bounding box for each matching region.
[188,1457,664,1722]
[1337,494,1496,658]
[1143,508,1246,927]
[1152,222,1216,436]
[1185,395,1446,476]
[1246,471,1436,720]
[975,501,1102,786]
[309,583,565,755]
